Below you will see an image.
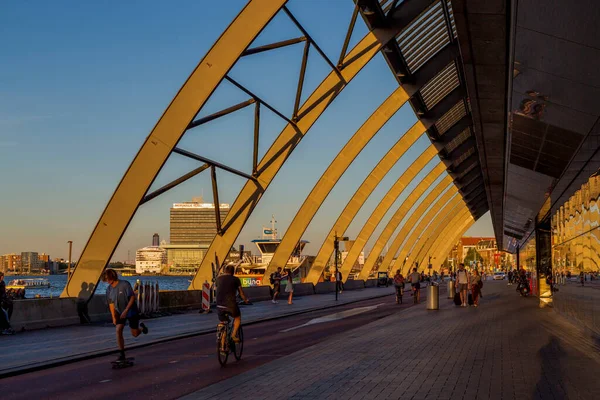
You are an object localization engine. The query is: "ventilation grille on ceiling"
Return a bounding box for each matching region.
[445,127,471,154]
[419,62,459,110]
[453,147,475,167]
[435,101,466,135]
[396,0,456,73]
[457,161,477,179]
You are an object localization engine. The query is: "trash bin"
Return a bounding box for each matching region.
[427,284,439,310]
[447,280,455,299]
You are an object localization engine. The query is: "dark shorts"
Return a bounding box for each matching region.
[274,282,281,292]
[217,304,241,322]
[411,282,420,290]
[116,314,140,329]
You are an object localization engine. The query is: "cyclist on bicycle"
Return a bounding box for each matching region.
[393,270,405,304]
[216,264,249,343]
[408,267,421,304]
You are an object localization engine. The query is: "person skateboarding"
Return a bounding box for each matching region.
[102,268,148,365]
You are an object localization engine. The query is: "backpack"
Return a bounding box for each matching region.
[269,273,275,285]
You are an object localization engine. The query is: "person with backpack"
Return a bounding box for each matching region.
[393,270,405,304]
[271,267,283,304]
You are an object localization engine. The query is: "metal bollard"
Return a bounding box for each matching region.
[427,284,439,310]
[447,280,455,298]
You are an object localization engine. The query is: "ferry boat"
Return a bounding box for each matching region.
[234,215,308,287]
[7,278,51,290]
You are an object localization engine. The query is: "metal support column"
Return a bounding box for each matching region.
[535,217,553,308]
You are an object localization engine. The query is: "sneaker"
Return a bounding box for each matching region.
[116,354,127,362]
[140,322,148,334]
[272,299,276,304]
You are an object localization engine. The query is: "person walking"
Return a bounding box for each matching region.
[456,263,470,307]
[470,269,482,307]
[335,270,344,294]
[271,267,283,304]
[393,270,405,304]
[102,268,149,363]
[282,268,294,304]
[408,268,421,304]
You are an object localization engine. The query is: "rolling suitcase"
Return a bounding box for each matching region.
[453,292,461,306]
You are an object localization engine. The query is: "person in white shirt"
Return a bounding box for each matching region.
[456,263,470,307]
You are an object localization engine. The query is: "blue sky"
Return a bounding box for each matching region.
[0,0,493,261]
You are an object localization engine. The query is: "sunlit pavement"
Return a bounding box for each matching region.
[183,281,600,400]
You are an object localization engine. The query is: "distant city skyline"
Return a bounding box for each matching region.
[1,1,494,262]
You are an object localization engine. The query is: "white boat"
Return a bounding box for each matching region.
[7,278,51,290]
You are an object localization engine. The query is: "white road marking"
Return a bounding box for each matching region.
[99,379,112,383]
[169,360,178,364]
[279,303,386,333]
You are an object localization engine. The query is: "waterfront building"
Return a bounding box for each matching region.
[135,246,167,274]
[160,244,205,275]
[1,254,21,273]
[21,252,42,273]
[169,197,229,246]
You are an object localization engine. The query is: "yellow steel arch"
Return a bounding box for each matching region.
[359,175,454,280]
[263,86,412,279]
[429,208,473,262]
[412,203,469,269]
[377,189,461,275]
[63,0,287,298]
[403,200,467,271]
[338,154,444,282]
[431,215,476,266]
[305,126,433,284]
[422,208,472,269]
[430,211,473,263]
[191,20,399,289]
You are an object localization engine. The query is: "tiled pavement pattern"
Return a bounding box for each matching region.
[183,282,600,400]
[0,285,394,376]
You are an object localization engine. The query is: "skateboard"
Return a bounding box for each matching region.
[111,357,134,369]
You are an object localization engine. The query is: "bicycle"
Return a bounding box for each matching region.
[216,312,244,367]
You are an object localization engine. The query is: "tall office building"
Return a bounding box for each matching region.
[170,197,230,246]
[152,233,160,247]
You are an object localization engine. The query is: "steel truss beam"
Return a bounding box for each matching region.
[338,156,445,282]
[62,0,288,299]
[431,214,476,266]
[415,207,471,269]
[262,87,412,280]
[305,131,433,284]
[408,201,468,271]
[377,183,457,271]
[359,175,455,280]
[390,192,462,275]
[190,4,423,289]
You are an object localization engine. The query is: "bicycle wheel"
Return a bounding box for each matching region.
[233,325,244,361]
[217,329,229,367]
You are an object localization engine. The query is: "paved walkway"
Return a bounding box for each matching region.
[183,282,600,400]
[0,286,394,376]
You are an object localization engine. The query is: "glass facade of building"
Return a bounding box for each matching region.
[552,173,600,275]
[169,202,229,246]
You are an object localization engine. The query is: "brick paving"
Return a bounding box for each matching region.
[183,282,600,400]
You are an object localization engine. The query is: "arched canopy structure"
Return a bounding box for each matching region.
[64,0,490,300]
[359,177,455,280]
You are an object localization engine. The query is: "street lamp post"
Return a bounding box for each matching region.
[67,241,73,280]
[333,232,349,301]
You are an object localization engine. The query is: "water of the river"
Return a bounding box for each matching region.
[5,275,192,298]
